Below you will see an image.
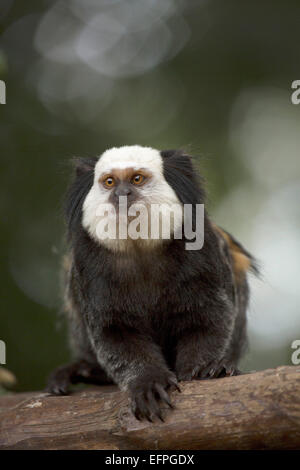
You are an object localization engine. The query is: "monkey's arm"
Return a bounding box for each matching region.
[174,224,255,381]
[86,321,178,421]
[175,325,234,380]
[175,291,236,381]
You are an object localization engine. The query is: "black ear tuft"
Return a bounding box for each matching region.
[73,157,98,177]
[160,149,205,205]
[65,157,98,240]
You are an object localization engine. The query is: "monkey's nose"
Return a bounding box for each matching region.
[115,185,132,197]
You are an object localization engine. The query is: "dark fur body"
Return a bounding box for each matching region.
[47,150,256,420]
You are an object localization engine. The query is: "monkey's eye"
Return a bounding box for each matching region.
[131,174,145,185]
[103,176,115,188]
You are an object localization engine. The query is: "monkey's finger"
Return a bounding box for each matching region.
[146,390,164,421]
[145,413,154,423]
[208,368,217,378]
[225,366,241,377]
[132,394,152,422]
[57,386,67,395]
[146,391,164,422]
[168,377,181,392]
[132,404,145,422]
[212,366,225,378]
[214,365,235,377]
[198,363,214,379]
[222,366,233,377]
[154,383,173,409]
[46,381,70,395]
[132,407,141,421]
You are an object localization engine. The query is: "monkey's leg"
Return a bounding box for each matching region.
[193,323,245,380]
[45,359,112,395]
[208,320,247,378]
[174,297,237,383]
[207,282,249,379]
[87,324,179,422]
[175,320,244,381]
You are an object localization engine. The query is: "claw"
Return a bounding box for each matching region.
[191,361,242,380]
[198,366,210,379]
[132,393,150,421]
[146,413,153,423]
[214,366,225,378]
[48,384,69,396]
[146,390,162,419]
[129,371,178,422]
[154,383,173,408]
[169,378,181,392]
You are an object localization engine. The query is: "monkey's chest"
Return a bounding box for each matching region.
[108,271,200,325]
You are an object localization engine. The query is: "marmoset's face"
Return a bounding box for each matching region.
[82,146,182,250]
[98,167,153,209]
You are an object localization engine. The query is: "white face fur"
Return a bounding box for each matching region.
[82,145,183,252]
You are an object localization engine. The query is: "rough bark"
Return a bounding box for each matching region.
[0,365,299,450]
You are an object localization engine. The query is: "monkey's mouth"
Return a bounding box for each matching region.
[113,198,148,213]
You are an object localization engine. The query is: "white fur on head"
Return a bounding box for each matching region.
[82,145,182,251]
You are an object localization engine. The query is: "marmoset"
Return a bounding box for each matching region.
[46,146,257,421]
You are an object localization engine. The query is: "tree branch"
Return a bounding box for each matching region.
[0,365,299,450]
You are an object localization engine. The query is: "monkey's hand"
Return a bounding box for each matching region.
[176,358,241,381]
[45,360,111,395]
[175,321,236,382]
[85,324,180,422]
[195,360,242,380]
[128,367,180,422]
